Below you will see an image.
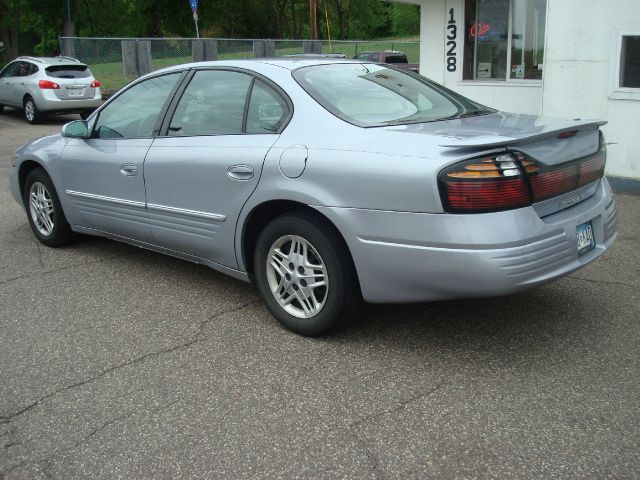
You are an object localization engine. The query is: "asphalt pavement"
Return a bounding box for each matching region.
[1,108,639,479]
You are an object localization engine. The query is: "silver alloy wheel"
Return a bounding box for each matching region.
[25,100,35,122]
[29,182,55,236]
[266,235,329,319]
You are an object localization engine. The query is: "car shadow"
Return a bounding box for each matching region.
[1,106,80,126]
[65,234,590,363]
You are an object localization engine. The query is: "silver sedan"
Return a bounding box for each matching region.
[9,59,617,335]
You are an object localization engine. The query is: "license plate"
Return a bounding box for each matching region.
[576,221,595,256]
[67,87,84,97]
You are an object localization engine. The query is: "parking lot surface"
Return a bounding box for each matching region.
[1,109,639,479]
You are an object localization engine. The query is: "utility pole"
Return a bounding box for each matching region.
[309,0,318,40]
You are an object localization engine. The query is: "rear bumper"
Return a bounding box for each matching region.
[36,89,102,112]
[315,178,617,303]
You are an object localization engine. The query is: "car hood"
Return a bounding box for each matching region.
[16,133,63,155]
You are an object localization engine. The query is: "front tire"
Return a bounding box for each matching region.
[23,168,74,247]
[254,211,360,336]
[23,96,42,124]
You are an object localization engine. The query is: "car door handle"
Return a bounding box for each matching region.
[227,165,254,180]
[120,164,139,176]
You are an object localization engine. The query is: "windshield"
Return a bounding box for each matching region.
[385,55,408,64]
[45,65,91,79]
[293,63,494,127]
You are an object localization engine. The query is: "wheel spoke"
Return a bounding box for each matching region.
[44,214,54,233]
[292,289,313,315]
[306,279,326,289]
[280,292,296,306]
[269,258,286,278]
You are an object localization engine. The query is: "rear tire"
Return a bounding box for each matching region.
[23,96,42,124]
[254,211,361,336]
[23,168,74,247]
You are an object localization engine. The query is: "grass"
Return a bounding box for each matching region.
[86,40,420,91]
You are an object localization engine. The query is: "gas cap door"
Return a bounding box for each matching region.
[279,145,308,179]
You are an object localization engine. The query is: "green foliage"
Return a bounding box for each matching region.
[1,0,421,60]
[391,3,420,37]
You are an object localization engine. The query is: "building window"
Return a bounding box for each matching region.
[620,36,640,88]
[463,0,546,81]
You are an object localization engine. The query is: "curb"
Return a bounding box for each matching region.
[608,176,640,195]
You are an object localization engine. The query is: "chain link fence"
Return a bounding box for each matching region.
[59,37,419,91]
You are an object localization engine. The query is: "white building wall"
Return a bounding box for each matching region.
[419,0,544,115]
[542,0,640,179]
[407,0,640,180]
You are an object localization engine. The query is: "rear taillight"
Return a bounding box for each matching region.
[39,80,60,89]
[439,139,606,213]
[514,150,606,202]
[90,80,101,88]
[438,154,531,213]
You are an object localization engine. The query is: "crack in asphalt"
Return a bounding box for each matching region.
[568,275,639,289]
[0,254,130,288]
[4,400,181,479]
[348,382,446,430]
[87,399,180,442]
[0,301,259,424]
[316,382,448,480]
[345,430,384,480]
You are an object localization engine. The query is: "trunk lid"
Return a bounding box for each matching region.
[45,64,96,100]
[383,112,607,216]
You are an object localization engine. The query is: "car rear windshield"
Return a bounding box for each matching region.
[45,65,91,79]
[293,63,494,127]
[385,55,408,64]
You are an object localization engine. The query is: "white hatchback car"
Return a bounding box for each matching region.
[0,56,102,123]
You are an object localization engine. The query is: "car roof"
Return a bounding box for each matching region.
[357,50,406,55]
[16,56,86,67]
[152,58,366,75]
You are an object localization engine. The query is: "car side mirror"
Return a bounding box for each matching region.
[62,120,90,139]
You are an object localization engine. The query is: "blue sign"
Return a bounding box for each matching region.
[189,0,198,11]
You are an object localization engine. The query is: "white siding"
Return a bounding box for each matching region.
[397,0,640,179]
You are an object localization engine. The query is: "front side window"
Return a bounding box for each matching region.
[168,70,252,136]
[93,73,181,139]
[620,36,640,88]
[463,0,546,80]
[0,62,20,78]
[294,63,493,127]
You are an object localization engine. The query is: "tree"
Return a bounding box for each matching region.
[0,0,20,60]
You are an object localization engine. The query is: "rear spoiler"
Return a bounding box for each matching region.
[439,120,607,148]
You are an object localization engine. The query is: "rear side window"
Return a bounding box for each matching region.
[45,65,91,79]
[246,81,288,134]
[168,70,252,136]
[18,62,38,76]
